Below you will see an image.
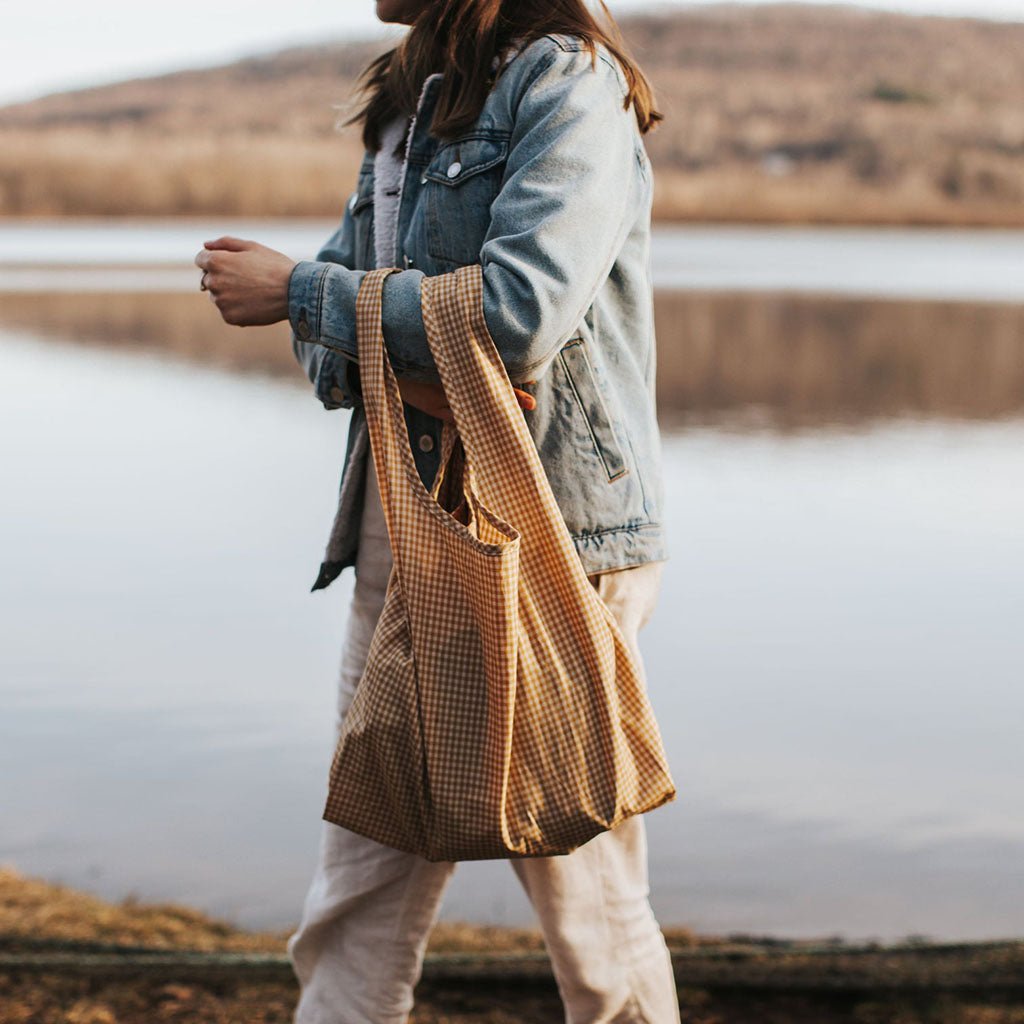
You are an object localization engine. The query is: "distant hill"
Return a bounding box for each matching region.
[1,3,1022,223]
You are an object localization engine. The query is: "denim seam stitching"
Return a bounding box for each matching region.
[571,522,659,542]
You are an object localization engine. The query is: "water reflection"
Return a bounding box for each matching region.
[2,289,1023,426]
[1,302,1022,941]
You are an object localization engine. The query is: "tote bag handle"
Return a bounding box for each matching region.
[356,268,487,577]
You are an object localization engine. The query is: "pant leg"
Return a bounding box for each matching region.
[288,457,456,1024]
[511,561,680,1024]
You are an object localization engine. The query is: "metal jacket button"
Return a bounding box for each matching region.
[329,387,346,403]
[446,161,462,178]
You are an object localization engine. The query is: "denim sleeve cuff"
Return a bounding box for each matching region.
[288,259,327,345]
[290,259,364,410]
[311,351,358,410]
[290,259,436,384]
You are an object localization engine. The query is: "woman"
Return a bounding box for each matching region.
[194,1,675,1021]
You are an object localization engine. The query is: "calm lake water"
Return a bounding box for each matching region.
[1,221,1023,943]
[2,218,1024,300]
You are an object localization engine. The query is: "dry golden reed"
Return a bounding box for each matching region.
[0,130,363,217]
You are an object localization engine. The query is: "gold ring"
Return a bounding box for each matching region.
[199,271,209,292]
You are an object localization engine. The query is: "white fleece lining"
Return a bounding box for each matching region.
[372,114,410,270]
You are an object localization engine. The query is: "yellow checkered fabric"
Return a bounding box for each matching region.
[322,264,676,861]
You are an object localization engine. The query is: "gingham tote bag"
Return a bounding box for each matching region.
[322,264,675,861]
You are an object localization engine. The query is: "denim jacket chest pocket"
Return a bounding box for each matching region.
[423,132,509,268]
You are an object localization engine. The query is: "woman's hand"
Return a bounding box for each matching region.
[194,236,296,327]
[398,379,536,422]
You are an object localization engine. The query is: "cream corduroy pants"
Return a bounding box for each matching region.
[288,456,679,1024]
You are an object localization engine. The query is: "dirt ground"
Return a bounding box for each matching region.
[7,972,1024,1024]
[2,867,1023,1024]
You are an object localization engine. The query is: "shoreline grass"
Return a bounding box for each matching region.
[2,867,1023,1024]
[1,127,1021,226]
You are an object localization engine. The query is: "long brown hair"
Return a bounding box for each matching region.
[344,0,662,155]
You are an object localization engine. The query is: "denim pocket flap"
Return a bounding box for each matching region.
[424,135,509,187]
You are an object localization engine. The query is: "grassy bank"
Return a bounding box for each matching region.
[2,868,1023,1024]
[2,128,1021,227]
[1,4,1023,224]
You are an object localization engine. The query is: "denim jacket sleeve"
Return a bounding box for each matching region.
[286,41,641,384]
[290,196,363,410]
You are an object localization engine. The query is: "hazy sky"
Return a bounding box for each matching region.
[2,0,1021,106]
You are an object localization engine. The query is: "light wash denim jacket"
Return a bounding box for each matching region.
[289,32,668,591]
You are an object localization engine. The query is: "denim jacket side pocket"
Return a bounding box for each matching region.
[558,337,629,482]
